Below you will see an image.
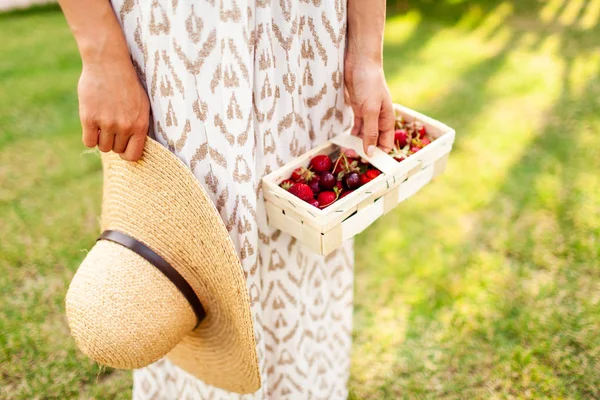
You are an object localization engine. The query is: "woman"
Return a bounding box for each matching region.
[58,0,394,398]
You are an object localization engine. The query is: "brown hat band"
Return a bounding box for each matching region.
[98,230,206,328]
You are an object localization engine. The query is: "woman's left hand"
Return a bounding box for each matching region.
[344,57,395,157]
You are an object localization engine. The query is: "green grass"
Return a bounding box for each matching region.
[1,1,599,399]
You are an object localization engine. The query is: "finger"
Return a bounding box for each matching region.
[81,119,99,148]
[351,115,362,136]
[97,129,115,153]
[362,105,380,157]
[121,133,147,161]
[113,133,131,154]
[342,148,359,158]
[377,101,396,153]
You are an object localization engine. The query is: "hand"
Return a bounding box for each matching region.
[78,61,150,161]
[344,57,395,157]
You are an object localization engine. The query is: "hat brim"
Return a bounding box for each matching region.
[99,138,260,394]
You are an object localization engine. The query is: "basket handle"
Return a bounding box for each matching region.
[328,134,400,175]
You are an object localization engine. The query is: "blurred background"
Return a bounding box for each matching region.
[1,0,599,398]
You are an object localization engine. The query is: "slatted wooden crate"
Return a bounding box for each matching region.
[262,103,456,255]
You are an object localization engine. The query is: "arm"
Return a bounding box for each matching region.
[59,0,149,161]
[345,0,395,156]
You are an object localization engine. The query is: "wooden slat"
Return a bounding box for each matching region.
[396,164,435,204]
[383,185,401,215]
[322,224,343,256]
[265,201,322,253]
[341,197,385,241]
[433,154,449,178]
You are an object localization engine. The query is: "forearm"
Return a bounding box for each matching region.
[346,0,386,65]
[58,0,131,67]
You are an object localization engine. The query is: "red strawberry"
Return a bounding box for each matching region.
[308,199,320,208]
[290,167,315,183]
[421,137,431,147]
[280,179,295,190]
[317,191,338,209]
[394,129,408,149]
[360,174,370,186]
[367,169,381,179]
[290,167,303,181]
[310,155,333,173]
[288,183,314,202]
[417,124,427,138]
[360,169,381,185]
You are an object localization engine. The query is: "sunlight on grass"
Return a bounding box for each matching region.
[540,0,567,23]
[383,9,421,45]
[580,0,600,29]
[352,298,409,387]
[570,52,600,97]
[557,0,587,26]
[455,4,485,31]
[472,2,513,38]
[385,19,513,109]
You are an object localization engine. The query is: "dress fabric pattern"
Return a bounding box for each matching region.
[111,0,354,398]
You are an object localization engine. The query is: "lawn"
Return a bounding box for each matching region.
[1,1,599,399]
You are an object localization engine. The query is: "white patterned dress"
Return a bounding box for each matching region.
[111,0,354,398]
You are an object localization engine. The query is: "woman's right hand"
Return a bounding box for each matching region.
[78,60,150,161]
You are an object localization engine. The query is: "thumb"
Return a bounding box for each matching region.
[362,105,380,157]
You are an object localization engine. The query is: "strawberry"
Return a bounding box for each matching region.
[360,174,370,186]
[317,191,337,209]
[280,179,295,190]
[420,137,431,147]
[417,123,427,138]
[367,169,381,179]
[394,129,408,149]
[308,199,320,208]
[288,183,314,202]
[318,184,343,209]
[360,169,381,185]
[310,155,333,173]
[290,167,303,181]
[290,167,315,183]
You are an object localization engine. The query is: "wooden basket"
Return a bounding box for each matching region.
[262,104,456,255]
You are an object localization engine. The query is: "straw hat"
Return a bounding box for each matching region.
[65,138,260,394]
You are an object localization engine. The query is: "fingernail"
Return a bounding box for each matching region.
[367,145,375,157]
